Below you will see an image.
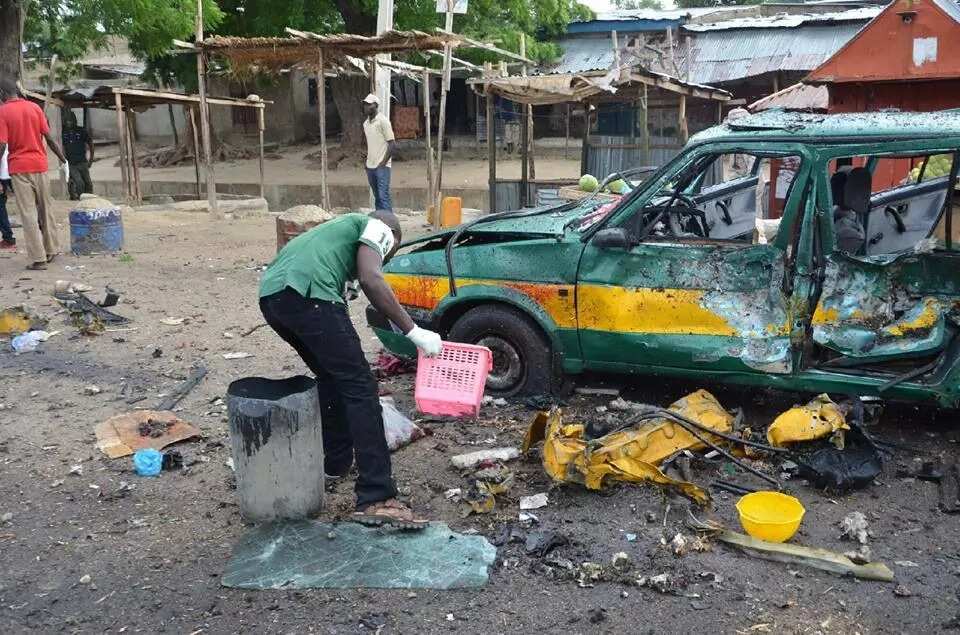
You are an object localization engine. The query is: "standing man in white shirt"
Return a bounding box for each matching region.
[361,93,396,212]
[0,146,14,250]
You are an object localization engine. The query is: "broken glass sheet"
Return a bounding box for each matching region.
[221,520,497,590]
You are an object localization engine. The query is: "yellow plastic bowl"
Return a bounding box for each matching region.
[735,491,805,543]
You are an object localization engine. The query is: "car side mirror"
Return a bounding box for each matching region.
[591,227,634,250]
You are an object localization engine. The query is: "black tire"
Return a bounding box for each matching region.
[447,304,554,397]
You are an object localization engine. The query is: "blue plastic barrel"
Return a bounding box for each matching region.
[69,207,124,255]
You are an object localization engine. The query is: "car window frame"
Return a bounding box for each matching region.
[600,142,814,248]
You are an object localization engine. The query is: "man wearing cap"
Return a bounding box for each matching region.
[361,93,395,212]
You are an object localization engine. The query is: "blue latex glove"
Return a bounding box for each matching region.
[133,448,163,477]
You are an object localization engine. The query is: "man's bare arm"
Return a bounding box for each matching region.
[42,132,66,164]
[357,244,415,334]
[378,140,396,169]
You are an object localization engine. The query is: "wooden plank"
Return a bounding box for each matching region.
[487,82,496,214]
[436,28,533,64]
[434,24,454,230]
[187,106,202,199]
[318,48,330,210]
[678,94,688,145]
[114,92,129,200]
[521,33,535,182]
[423,68,434,218]
[195,0,219,218]
[167,103,179,146]
[257,107,265,200]
[127,115,142,202]
[113,86,269,108]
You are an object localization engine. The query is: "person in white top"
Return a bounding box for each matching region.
[0,146,14,249]
[361,93,396,212]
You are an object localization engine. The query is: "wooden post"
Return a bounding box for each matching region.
[127,115,142,202]
[685,35,692,82]
[195,0,219,217]
[317,48,330,210]
[114,92,129,200]
[641,83,649,166]
[580,107,590,176]
[257,106,265,200]
[520,99,529,207]
[187,106,201,199]
[520,33,535,182]
[487,84,496,214]
[433,1,455,229]
[423,68,434,218]
[167,103,179,146]
[611,31,621,78]
[565,103,570,159]
[678,94,689,145]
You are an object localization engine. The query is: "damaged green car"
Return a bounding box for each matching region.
[369,110,960,407]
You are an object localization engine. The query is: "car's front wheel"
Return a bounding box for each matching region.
[447,304,554,397]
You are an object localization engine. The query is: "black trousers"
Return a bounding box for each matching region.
[260,287,397,508]
[0,179,14,243]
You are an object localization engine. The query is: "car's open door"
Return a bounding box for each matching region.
[575,148,811,376]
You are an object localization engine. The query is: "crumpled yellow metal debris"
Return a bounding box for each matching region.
[523,389,735,505]
[766,393,849,448]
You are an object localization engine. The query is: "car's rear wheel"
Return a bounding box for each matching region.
[447,304,554,397]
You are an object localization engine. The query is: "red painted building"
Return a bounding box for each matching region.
[806,0,960,188]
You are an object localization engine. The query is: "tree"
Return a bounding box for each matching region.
[0,0,222,82]
[612,0,664,10]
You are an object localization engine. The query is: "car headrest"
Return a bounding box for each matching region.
[830,171,848,208]
[843,167,871,215]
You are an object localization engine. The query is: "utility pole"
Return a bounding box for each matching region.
[195,0,219,218]
[433,0,455,229]
[375,0,394,120]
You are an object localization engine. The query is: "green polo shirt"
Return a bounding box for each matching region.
[259,213,395,305]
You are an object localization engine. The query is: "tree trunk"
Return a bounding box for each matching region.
[0,0,21,81]
[329,75,370,168]
[329,1,376,167]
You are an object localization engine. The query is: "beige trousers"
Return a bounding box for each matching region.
[11,172,60,263]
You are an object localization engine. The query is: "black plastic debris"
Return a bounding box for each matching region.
[524,531,568,557]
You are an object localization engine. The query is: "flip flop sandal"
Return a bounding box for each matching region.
[352,500,429,531]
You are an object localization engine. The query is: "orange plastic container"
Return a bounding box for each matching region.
[440,196,462,228]
[415,342,492,417]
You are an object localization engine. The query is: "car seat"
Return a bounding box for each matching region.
[833,167,869,254]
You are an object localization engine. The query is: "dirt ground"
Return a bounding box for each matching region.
[89,138,583,190]
[2,205,960,634]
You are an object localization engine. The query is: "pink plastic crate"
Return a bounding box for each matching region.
[415,342,493,417]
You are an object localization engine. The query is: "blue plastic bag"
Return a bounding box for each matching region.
[133,448,163,477]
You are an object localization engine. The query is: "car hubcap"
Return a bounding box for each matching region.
[476,336,523,391]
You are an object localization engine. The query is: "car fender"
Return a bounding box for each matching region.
[433,283,565,354]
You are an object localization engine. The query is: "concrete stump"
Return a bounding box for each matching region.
[227,376,324,522]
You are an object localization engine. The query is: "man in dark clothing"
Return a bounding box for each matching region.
[0,147,14,250]
[62,110,94,200]
[259,209,442,529]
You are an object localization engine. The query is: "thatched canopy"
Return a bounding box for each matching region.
[199,29,461,73]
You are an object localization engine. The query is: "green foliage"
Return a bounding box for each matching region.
[24,0,223,64]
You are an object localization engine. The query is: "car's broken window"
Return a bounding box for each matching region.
[633,152,802,244]
[827,153,956,256]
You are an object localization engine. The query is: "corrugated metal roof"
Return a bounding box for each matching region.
[687,23,867,84]
[585,7,739,22]
[936,0,960,23]
[537,37,615,76]
[683,7,881,31]
[749,82,829,111]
